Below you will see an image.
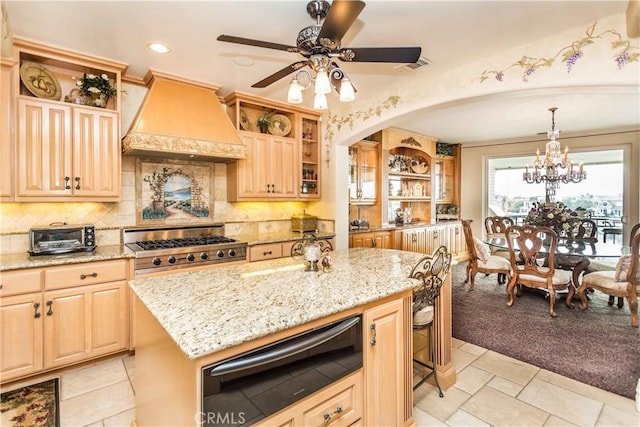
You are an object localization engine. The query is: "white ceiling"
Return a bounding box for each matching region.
[4,0,639,145]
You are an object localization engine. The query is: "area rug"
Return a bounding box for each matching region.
[0,378,59,427]
[451,262,640,399]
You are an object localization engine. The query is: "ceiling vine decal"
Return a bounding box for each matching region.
[323,95,400,167]
[478,21,639,83]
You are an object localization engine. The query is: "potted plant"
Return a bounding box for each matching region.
[256,111,273,134]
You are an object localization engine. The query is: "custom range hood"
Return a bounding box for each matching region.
[122,70,245,162]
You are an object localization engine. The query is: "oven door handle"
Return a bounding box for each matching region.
[209,316,360,376]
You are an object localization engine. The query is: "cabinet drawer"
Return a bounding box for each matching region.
[0,269,43,296]
[302,372,362,427]
[249,243,283,262]
[45,259,128,290]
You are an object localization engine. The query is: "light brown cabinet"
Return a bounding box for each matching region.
[363,297,408,427]
[227,131,298,200]
[434,157,456,204]
[0,259,130,383]
[16,99,120,200]
[225,92,321,201]
[249,241,297,262]
[349,231,391,249]
[349,141,378,205]
[400,222,467,258]
[1,59,14,200]
[12,38,126,202]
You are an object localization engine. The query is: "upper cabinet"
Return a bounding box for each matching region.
[11,38,127,202]
[1,58,15,201]
[224,92,321,201]
[349,141,379,205]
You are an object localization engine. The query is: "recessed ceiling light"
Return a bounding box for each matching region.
[147,43,171,54]
[233,56,254,66]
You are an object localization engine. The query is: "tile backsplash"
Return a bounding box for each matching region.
[0,157,332,254]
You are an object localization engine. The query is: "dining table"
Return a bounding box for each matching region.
[484,234,629,297]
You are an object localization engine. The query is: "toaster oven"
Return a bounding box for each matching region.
[29,224,97,255]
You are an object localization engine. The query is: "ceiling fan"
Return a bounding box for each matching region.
[217,0,421,103]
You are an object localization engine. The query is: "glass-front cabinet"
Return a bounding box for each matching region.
[434,157,455,203]
[387,147,431,224]
[349,141,378,205]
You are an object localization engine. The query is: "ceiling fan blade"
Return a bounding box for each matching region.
[217,34,298,53]
[340,47,422,63]
[252,61,310,88]
[317,0,365,50]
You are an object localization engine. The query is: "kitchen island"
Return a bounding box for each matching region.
[129,248,455,426]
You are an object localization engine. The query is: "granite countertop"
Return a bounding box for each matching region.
[129,247,424,360]
[233,231,336,245]
[0,245,133,272]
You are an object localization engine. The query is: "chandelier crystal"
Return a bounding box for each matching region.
[522,107,586,204]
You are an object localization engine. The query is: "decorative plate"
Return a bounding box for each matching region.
[268,114,292,137]
[410,156,429,174]
[20,62,62,100]
[239,109,252,131]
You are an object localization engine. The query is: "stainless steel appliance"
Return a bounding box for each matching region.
[29,223,96,255]
[123,224,247,275]
[202,315,362,427]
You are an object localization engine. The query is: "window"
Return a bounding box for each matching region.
[486,149,624,232]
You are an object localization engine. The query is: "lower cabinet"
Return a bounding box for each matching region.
[363,297,408,427]
[349,231,391,249]
[249,241,297,262]
[400,222,466,257]
[0,259,130,383]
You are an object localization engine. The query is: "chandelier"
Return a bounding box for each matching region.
[522,107,586,204]
[286,55,355,110]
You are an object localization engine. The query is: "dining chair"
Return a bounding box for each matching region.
[484,216,515,260]
[410,245,451,397]
[577,232,640,327]
[586,222,640,308]
[565,218,598,240]
[461,219,511,290]
[504,225,573,317]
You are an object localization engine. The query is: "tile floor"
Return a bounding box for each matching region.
[52,336,639,426]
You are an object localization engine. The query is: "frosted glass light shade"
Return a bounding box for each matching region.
[314,69,331,95]
[314,93,328,110]
[339,77,355,102]
[287,78,303,104]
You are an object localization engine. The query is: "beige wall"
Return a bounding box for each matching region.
[460,128,640,241]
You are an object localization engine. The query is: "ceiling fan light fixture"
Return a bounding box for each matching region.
[287,78,304,104]
[314,68,331,95]
[339,77,355,102]
[313,93,328,110]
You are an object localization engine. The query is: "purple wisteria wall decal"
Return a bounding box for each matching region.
[478,22,639,83]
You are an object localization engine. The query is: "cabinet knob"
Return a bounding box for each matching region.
[80,272,98,280]
[323,406,344,424]
[64,176,71,190]
[34,302,41,318]
[46,300,53,316]
[75,176,81,190]
[263,251,272,256]
[369,323,377,346]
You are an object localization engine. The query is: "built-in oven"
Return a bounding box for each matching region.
[201,315,362,427]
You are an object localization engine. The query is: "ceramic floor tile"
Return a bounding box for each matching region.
[451,337,465,348]
[451,346,480,373]
[454,365,494,395]
[534,369,638,413]
[595,403,640,427]
[446,408,491,426]
[103,408,136,427]
[61,358,128,400]
[486,375,525,397]
[412,406,448,427]
[518,378,602,426]
[471,350,539,386]
[60,380,135,427]
[414,381,471,422]
[457,341,488,356]
[461,386,549,427]
[543,415,578,426]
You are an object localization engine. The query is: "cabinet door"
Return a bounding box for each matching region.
[17,98,72,197]
[349,142,378,205]
[435,158,455,203]
[270,136,298,198]
[44,281,128,368]
[72,108,120,198]
[364,298,405,427]
[0,293,44,381]
[401,228,428,253]
[230,132,271,199]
